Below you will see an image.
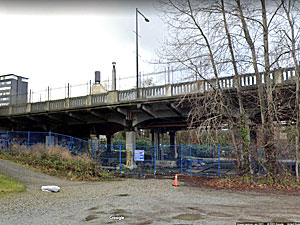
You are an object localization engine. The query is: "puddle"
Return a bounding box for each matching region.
[172,213,204,221]
[116,194,130,197]
[214,204,247,209]
[85,214,98,221]
[130,221,153,225]
[207,212,232,217]
[110,209,128,214]
[88,206,99,211]
[187,207,205,213]
[238,218,259,223]
[271,217,294,223]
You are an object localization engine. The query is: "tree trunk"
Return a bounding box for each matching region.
[221,0,250,174]
[282,0,300,180]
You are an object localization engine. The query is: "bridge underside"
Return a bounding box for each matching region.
[0,98,191,138]
[0,84,296,140]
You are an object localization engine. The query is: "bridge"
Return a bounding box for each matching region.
[0,66,297,166]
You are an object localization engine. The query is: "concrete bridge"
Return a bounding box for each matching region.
[0,66,297,159]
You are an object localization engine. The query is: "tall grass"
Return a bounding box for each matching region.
[0,144,112,181]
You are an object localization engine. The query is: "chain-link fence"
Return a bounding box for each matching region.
[6,131,300,177]
[0,131,240,177]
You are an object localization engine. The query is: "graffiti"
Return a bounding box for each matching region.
[126,147,132,168]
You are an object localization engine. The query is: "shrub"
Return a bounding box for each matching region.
[0,144,112,181]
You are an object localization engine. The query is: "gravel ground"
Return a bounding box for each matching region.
[1,159,300,225]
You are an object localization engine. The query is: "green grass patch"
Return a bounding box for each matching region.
[0,173,26,197]
[0,145,113,181]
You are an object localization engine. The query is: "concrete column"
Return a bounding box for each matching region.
[153,130,160,160]
[87,95,92,106]
[65,98,70,108]
[166,84,172,96]
[249,127,258,175]
[45,101,50,111]
[106,134,112,152]
[126,130,136,169]
[197,80,205,93]
[274,68,283,84]
[160,133,165,160]
[26,103,31,113]
[108,91,118,103]
[170,131,177,158]
[89,134,98,158]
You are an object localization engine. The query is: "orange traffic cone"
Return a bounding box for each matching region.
[173,174,179,187]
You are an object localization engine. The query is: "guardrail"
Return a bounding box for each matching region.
[92,93,108,104]
[12,104,27,114]
[31,102,46,112]
[142,85,165,98]
[0,67,296,116]
[69,96,88,108]
[50,99,65,110]
[119,90,136,102]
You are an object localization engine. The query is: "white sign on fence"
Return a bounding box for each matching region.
[134,150,144,161]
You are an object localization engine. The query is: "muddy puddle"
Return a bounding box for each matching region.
[172,213,204,221]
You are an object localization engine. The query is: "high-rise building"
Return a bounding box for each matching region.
[0,74,28,106]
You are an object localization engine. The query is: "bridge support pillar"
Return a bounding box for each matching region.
[126,130,136,169]
[169,131,177,159]
[249,127,258,175]
[152,130,162,160]
[106,134,112,152]
[274,68,283,84]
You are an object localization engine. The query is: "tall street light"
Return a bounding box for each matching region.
[136,8,150,99]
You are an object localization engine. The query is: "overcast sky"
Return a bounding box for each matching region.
[0,0,168,98]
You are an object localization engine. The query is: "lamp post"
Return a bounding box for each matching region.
[136,8,149,99]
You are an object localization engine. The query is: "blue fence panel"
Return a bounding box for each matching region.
[151,145,180,175]
[0,131,245,177]
[219,145,236,177]
[277,145,296,176]
[135,145,156,174]
[51,132,72,149]
[28,132,49,147]
[96,144,124,170]
[187,145,218,177]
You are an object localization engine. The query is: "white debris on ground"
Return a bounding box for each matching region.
[41,186,60,192]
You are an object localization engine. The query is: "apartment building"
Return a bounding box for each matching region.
[0,74,28,106]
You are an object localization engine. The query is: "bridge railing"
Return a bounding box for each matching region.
[119,89,136,102]
[0,107,9,115]
[50,99,66,110]
[142,85,165,98]
[282,67,296,82]
[91,93,108,104]
[0,67,298,116]
[69,96,88,108]
[172,81,199,95]
[12,104,27,114]
[31,102,46,112]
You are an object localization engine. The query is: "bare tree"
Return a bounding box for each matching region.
[157,0,300,178]
[279,0,300,180]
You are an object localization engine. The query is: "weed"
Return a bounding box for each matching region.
[0,144,112,181]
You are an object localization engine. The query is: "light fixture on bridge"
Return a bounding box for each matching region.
[95,71,101,84]
[136,8,150,99]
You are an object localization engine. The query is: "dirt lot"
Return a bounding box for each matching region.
[0,159,300,225]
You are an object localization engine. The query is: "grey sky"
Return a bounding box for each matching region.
[0,0,167,98]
